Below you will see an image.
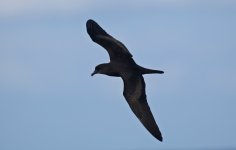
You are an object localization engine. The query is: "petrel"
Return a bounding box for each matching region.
[86,19,164,142]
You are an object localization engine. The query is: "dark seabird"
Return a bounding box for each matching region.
[86,19,164,142]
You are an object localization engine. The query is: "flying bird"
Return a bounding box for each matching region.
[86,19,164,142]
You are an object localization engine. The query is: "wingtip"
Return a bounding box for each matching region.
[86,19,96,27]
[86,19,108,39]
[87,19,94,22]
[86,19,95,34]
[153,132,163,142]
[158,136,163,142]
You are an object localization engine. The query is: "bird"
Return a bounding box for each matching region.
[86,19,164,142]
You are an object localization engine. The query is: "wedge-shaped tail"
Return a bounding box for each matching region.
[140,67,164,75]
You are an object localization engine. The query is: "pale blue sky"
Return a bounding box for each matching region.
[0,1,236,150]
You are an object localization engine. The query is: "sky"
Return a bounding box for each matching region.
[0,0,236,150]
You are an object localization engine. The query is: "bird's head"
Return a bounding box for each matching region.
[91,63,110,76]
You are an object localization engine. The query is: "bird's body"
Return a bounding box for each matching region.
[86,19,164,142]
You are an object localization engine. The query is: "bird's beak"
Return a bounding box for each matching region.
[91,70,98,76]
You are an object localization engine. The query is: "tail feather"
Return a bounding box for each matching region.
[141,67,164,74]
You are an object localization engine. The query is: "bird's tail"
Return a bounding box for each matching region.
[140,67,164,74]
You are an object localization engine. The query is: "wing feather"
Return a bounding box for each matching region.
[86,19,133,60]
[121,73,163,141]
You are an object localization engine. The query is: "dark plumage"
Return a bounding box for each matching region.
[86,19,164,142]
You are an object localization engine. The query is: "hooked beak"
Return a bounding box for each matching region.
[91,70,98,76]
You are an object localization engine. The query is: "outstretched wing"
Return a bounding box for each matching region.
[86,19,133,60]
[121,73,163,141]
